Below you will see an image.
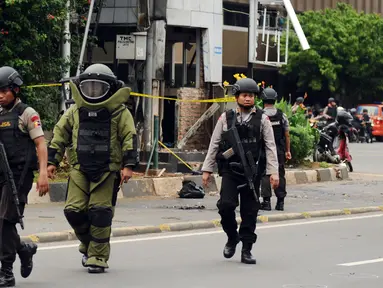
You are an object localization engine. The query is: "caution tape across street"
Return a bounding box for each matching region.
[24,83,236,103]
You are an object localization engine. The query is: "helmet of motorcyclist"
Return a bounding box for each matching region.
[261,87,278,104]
[78,63,120,103]
[336,110,353,126]
[337,106,345,112]
[295,97,304,104]
[232,78,260,110]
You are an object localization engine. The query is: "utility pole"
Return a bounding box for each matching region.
[143,0,154,153]
[248,0,259,78]
[61,0,71,112]
[76,0,96,76]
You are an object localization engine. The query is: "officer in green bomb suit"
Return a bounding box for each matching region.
[46,64,139,273]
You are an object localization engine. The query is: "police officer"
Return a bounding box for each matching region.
[202,78,279,264]
[0,66,49,287]
[47,64,139,274]
[260,88,291,211]
[323,97,337,124]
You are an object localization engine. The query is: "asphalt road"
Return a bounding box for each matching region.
[348,142,383,174]
[12,213,383,287]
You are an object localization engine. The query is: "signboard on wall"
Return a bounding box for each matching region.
[116,35,135,60]
[115,34,147,60]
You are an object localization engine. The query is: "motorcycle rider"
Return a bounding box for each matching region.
[350,108,362,138]
[292,97,304,114]
[322,110,353,156]
[361,109,372,141]
[323,98,337,124]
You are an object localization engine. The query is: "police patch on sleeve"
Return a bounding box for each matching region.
[31,115,41,128]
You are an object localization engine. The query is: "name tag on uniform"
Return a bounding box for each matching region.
[88,112,98,117]
[0,121,11,128]
[270,121,280,126]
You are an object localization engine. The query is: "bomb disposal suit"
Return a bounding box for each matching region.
[47,64,139,273]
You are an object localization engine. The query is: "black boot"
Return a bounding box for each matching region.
[241,243,256,264]
[260,201,271,211]
[88,266,105,274]
[275,199,284,211]
[18,242,37,278]
[0,267,15,287]
[223,236,239,259]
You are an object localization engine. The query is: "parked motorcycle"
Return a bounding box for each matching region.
[313,123,353,172]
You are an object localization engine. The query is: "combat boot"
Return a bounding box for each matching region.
[223,236,239,259]
[241,243,256,264]
[18,242,37,278]
[260,201,271,211]
[275,199,284,211]
[0,267,15,287]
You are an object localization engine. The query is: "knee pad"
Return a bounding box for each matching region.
[64,209,89,227]
[88,206,113,227]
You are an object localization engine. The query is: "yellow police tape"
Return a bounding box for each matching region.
[24,83,236,103]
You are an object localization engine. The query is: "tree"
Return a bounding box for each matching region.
[281,3,383,106]
[0,0,92,130]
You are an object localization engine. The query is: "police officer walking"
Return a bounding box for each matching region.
[0,66,50,287]
[260,88,291,211]
[47,64,139,273]
[202,78,279,264]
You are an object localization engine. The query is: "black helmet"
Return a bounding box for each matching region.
[328,97,335,103]
[78,64,118,103]
[232,78,260,96]
[261,87,278,101]
[0,66,23,89]
[295,97,304,104]
[336,110,353,126]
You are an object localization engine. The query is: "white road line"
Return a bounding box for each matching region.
[37,213,383,251]
[338,258,383,267]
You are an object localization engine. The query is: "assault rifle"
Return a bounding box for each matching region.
[0,142,24,229]
[221,126,259,203]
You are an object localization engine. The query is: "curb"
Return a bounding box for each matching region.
[27,165,349,204]
[20,205,380,244]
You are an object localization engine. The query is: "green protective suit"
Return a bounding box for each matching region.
[48,81,138,268]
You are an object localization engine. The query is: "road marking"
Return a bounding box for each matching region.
[338,258,383,267]
[37,213,383,251]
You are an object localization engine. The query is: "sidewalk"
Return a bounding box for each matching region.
[20,175,383,239]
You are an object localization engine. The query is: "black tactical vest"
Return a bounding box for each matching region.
[327,106,337,119]
[268,109,285,150]
[77,107,113,182]
[0,103,38,175]
[216,109,263,175]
